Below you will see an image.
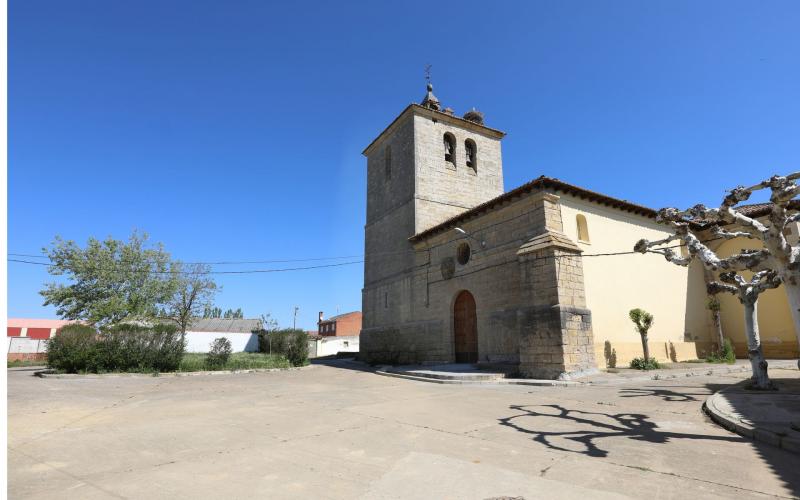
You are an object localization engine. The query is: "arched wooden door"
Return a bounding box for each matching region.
[453,290,478,363]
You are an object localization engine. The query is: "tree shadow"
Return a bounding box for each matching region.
[618,386,710,402]
[668,341,678,362]
[603,340,617,369]
[498,403,743,458]
[703,379,800,495]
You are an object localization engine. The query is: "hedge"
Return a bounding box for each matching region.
[256,328,309,366]
[47,323,185,373]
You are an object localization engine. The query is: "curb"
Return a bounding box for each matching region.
[34,365,315,379]
[375,370,578,387]
[587,361,799,385]
[374,361,798,387]
[703,387,800,455]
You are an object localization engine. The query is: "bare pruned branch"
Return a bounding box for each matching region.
[710,226,757,240]
[707,281,737,296]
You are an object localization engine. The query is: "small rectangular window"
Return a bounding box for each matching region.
[384,292,388,309]
[385,146,392,180]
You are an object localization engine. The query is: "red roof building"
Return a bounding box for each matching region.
[317,311,362,337]
[7,318,77,339]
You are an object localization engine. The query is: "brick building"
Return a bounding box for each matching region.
[6,318,77,361]
[317,311,362,337]
[7,318,75,339]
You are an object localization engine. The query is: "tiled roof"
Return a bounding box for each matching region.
[188,318,261,333]
[408,177,800,243]
[7,318,78,329]
[733,200,800,218]
[326,311,361,321]
[409,176,657,242]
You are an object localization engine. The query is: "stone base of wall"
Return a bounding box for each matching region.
[593,340,799,368]
[733,342,799,359]
[594,341,716,368]
[360,321,449,365]
[518,305,597,380]
[8,353,47,362]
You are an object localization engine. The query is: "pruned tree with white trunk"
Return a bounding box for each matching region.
[706,270,781,389]
[633,173,800,386]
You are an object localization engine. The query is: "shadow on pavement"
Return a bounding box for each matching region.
[499,403,743,459]
[310,356,377,373]
[618,386,711,402]
[704,378,800,495]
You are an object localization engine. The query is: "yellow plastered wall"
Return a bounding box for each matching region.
[714,238,799,358]
[558,194,715,367]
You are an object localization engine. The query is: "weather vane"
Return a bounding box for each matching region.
[425,64,432,85]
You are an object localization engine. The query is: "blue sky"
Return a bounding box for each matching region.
[9,1,800,329]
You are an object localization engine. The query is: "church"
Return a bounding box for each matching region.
[359,84,798,379]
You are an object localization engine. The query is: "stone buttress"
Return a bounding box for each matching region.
[517,192,598,379]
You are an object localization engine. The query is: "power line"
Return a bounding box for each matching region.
[6,238,704,274]
[7,258,364,275]
[8,252,365,264]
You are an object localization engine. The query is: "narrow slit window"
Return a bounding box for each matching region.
[576,214,590,243]
[384,145,392,180]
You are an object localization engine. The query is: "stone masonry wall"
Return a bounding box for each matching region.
[412,112,504,234]
[362,106,506,356]
[516,193,597,379]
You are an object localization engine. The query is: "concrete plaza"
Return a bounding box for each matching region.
[8,362,800,499]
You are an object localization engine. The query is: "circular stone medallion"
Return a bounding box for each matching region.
[440,257,455,280]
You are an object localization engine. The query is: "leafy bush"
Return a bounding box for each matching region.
[264,329,309,366]
[206,337,232,368]
[629,357,661,370]
[46,324,98,373]
[98,323,185,372]
[706,338,736,364]
[46,323,185,373]
[255,329,271,353]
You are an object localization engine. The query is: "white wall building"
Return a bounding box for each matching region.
[308,335,360,358]
[184,318,261,353]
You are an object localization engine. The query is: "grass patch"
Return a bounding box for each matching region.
[178,352,294,372]
[7,359,47,368]
[43,352,300,374]
[705,339,736,364]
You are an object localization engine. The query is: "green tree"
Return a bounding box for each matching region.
[222,308,244,319]
[257,313,279,353]
[41,232,178,326]
[629,308,654,362]
[165,262,219,336]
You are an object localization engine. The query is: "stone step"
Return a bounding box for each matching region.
[381,363,510,382]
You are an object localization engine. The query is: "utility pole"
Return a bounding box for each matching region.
[293,306,299,330]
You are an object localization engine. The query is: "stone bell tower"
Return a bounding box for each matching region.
[361,83,507,332]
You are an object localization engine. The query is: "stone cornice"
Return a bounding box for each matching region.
[517,230,582,256]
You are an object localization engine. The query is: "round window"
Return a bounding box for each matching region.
[456,242,471,265]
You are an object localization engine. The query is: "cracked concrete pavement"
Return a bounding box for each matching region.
[7,362,800,499]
